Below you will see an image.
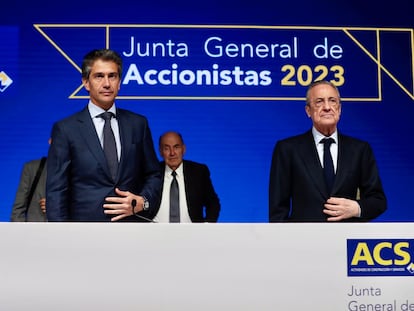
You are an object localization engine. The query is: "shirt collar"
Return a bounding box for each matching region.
[88,101,117,119]
[165,162,183,177]
[312,127,338,145]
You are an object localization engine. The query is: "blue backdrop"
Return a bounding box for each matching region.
[1,0,413,222]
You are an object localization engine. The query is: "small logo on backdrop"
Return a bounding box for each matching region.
[0,71,13,92]
[347,239,414,277]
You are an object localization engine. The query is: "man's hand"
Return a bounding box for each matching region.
[39,198,46,214]
[103,188,144,222]
[323,197,360,221]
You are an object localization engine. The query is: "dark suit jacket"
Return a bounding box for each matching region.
[46,106,161,221]
[11,158,47,222]
[153,160,221,222]
[269,130,387,222]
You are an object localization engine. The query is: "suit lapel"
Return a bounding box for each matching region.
[182,161,196,220]
[332,133,348,193]
[298,131,329,196]
[116,109,130,182]
[182,161,191,207]
[77,107,112,179]
[113,108,141,182]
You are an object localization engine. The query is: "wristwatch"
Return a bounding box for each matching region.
[142,196,149,211]
[132,197,149,215]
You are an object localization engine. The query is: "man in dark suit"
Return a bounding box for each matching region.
[11,157,47,222]
[269,80,387,222]
[46,49,161,221]
[151,131,220,222]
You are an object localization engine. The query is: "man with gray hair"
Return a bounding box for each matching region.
[269,80,387,222]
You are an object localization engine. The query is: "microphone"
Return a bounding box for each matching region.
[133,212,157,223]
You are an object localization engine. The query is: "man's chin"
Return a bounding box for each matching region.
[168,160,183,167]
[320,119,337,125]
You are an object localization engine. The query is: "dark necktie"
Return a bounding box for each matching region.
[170,171,180,223]
[99,112,118,180]
[321,137,335,193]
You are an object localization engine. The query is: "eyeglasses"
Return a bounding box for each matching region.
[310,97,340,108]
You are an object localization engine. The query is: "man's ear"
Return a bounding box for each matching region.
[305,105,311,118]
[82,78,90,92]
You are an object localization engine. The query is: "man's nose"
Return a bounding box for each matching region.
[102,76,111,86]
[322,100,332,110]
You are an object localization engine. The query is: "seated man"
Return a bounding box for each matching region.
[152,131,221,223]
[11,156,47,222]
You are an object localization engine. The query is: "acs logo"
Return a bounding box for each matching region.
[347,239,414,276]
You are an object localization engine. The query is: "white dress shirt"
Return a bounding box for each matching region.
[312,127,338,173]
[154,163,192,223]
[88,101,121,161]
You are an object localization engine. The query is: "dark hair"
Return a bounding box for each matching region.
[305,80,341,106]
[81,49,123,79]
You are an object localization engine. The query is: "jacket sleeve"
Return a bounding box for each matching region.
[202,165,221,222]
[10,162,33,221]
[269,141,292,222]
[137,119,161,217]
[46,122,71,221]
[357,142,387,220]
